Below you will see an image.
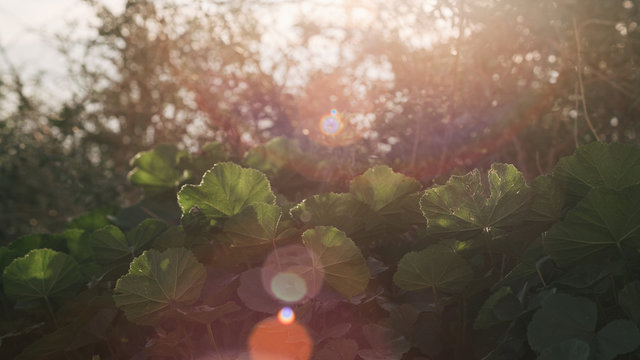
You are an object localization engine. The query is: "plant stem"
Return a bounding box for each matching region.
[483,228,495,268]
[271,237,281,269]
[573,18,600,142]
[206,323,222,359]
[431,285,440,312]
[43,296,59,329]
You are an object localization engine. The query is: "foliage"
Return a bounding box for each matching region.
[1,141,640,359]
[4,0,640,243]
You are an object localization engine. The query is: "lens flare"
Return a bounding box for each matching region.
[248,317,312,360]
[319,109,344,136]
[277,307,295,325]
[261,245,323,304]
[270,272,307,303]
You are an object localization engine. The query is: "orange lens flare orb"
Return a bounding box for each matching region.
[248,316,312,360]
[319,109,344,136]
[277,307,295,325]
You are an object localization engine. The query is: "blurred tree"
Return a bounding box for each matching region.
[2,0,640,242]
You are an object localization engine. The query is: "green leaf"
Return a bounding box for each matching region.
[113,248,206,325]
[619,281,640,324]
[63,229,91,262]
[178,162,275,219]
[3,249,84,303]
[393,245,473,294]
[89,225,129,264]
[545,185,640,267]
[315,338,359,360]
[537,339,590,360]
[420,163,532,239]
[244,137,302,176]
[302,226,369,299]
[223,203,282,247]
[527,175,565,223]
[595,319,640,360]
[291,193,381,241]
[128,218,169,250]
[244,137,318,197]
[474,287,521,329]
[8,233,67,255]
[553,142,640,202]
[90,219,167,265]
[350,165,421,212]
[128,143,185,189]
[553,261,624,289]
[527,293,597,352]
[67,208,115,232]
[350,166,424,232]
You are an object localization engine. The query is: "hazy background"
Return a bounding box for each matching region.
[1,0,639,242]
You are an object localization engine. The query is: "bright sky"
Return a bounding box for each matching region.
[0,0,125,102]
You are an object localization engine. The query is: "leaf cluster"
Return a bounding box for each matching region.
[2,141,640,360]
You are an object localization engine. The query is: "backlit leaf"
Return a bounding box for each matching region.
[420,163,531,239]
[302,226,369,299]
[3,249,84,303]
[128,143,186,189]
[223,203,282,247]
[350,165,421,212]
[291,193,381,241]
[90,219,167,264]
[178,162,275,219]
[393,245,473,294]
[113,248,206,325]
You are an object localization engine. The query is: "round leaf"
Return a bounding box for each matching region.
[349,165,421,212]
[223,203,282,247]
[538,339,590,360]
[302,226,369,299]
[90,219,167,265]
[128,143,184,189]
[113,248,206,325]
[420,163,531,239]
[545,185,640,267]
[527,293,597,352]
[553,142,640,202]
[3,249,84,303]
[291,193,381,241]
[596,319,640,360]
[393,245,473,294]
[178,162,275,219]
